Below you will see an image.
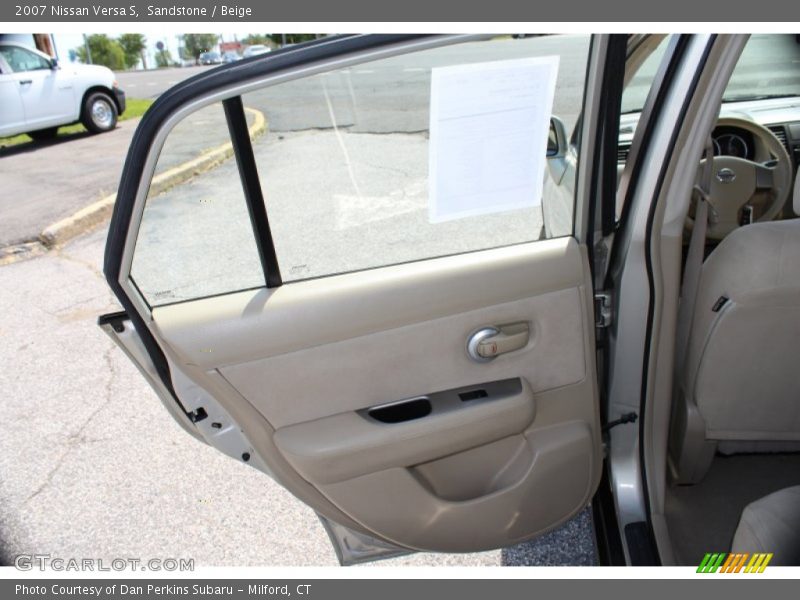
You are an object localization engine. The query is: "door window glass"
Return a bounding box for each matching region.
[246,35,591,281]
[0,46,51,72]
[130,35,594,306]
[130,102,265,306]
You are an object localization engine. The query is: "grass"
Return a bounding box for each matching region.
[0,98,153,148]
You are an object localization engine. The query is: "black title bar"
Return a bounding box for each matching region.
[3,0,800,22]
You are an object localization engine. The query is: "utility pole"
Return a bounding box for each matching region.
[82,33,92,64]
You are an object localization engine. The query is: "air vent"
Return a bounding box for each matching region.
[617,145,631,163]
[768,125,789,153]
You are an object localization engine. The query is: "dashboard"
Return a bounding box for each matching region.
[617,96,800,172]
[711,126,755,160]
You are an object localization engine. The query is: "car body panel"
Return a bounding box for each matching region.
[13,63,76,129]
[0,55,26,133]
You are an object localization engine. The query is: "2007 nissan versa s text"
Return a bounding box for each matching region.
[98,34,800,566]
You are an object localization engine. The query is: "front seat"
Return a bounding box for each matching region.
[732,486,800,565]
[670,172,800,483]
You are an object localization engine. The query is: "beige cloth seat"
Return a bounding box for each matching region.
[670,172,800,483]
[732,486,800,565]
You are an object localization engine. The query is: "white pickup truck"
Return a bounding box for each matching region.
[0,42,126,140]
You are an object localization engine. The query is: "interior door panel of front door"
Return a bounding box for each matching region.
[150,237,601,552]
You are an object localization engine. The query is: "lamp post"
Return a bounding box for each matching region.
[82,33,92,64]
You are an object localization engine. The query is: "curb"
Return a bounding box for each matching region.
[1,107,266,266]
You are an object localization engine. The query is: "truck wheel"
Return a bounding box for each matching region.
[81,92,118,133]
[28,127,59,141]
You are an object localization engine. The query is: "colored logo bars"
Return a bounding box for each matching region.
[697,552,773,573]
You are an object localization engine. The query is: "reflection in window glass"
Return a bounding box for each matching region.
[621,35,671,115]
[0,45,51,72]
[724,34,800,102]
[245,35,592,281]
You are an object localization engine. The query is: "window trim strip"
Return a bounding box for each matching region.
[223,95,283,288]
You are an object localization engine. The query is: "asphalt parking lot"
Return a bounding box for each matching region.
[0,108,249,251]
[0,35,604,567]
[0,122,137,247]
[116,65,208,98]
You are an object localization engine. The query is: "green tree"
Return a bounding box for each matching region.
[75,34,125,70]
[181,34,220,64]
[155,49,173,68]
[241,34,270,46]
[268,34,319,46]
[118,33,146,70]
[240,33,320,49]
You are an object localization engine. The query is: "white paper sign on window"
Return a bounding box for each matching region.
[428,55,560,223]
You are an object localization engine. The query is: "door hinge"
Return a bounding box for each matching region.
[595,291,613,329]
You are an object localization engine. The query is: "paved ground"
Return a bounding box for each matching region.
[0,122,137,247]
[114,36,592,118]
[1,36,588,251]
[0,107,249,249]
[0,221,596,567]
[116,65,209,99]
[240,35,591,135]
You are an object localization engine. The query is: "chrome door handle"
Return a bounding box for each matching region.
[19,79,32,85]
[467,322,530,362]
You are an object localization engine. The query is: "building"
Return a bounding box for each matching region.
[0,33,56,56]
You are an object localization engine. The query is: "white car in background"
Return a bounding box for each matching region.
[242,44,271,58]
[0,42,126,141]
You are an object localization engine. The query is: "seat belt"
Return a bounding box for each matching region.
[674,137,715,378]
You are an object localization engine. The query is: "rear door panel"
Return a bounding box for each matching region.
[150,237,600,552]
[101,34,611,557]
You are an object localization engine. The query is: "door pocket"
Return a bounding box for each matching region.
[362,378,522,425]
[273,378,535,485]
